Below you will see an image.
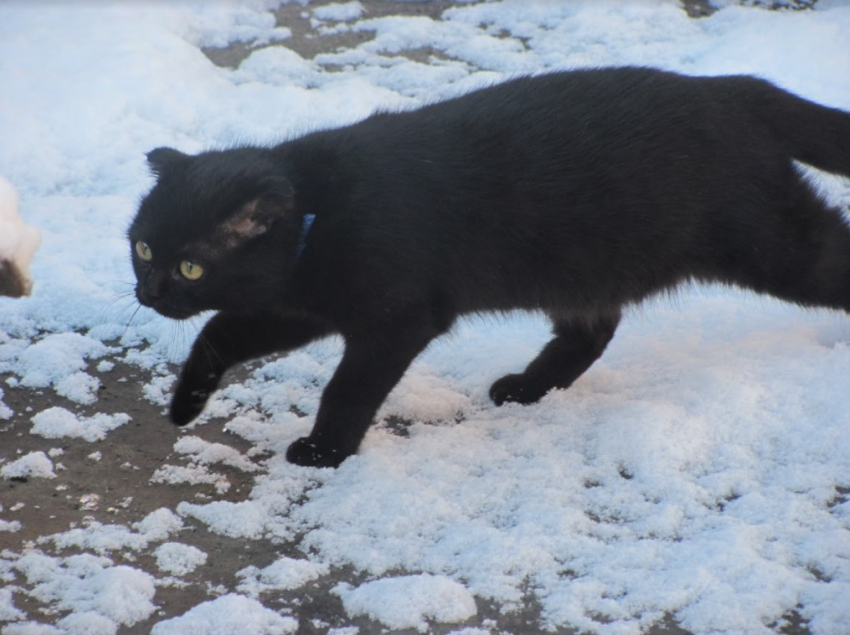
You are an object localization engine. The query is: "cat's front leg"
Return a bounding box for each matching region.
[172,311,330,425]
[286,322,438,468]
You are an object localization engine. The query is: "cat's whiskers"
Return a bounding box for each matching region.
[166,314,209,364]
[101,291,139,324]
[168,318,189,363]
[120,305,144,340]
[196,318,225,370]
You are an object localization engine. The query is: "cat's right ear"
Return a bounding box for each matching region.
[222,186,294,243]
[146,147,188,177]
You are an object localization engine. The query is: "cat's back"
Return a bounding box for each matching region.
[329,67,737,205]
[363,67,703,140]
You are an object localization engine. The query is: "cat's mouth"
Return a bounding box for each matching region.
[151,306,198,321]
[136,293,199,321]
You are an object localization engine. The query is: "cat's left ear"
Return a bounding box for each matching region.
[223,184,294,242]
[146,147,189,177]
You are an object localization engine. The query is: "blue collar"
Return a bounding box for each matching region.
[296,213,316,259]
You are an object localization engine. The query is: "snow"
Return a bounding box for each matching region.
[54,612,118,635]
[1,451,56,480]
[0,387,11,419]
[41,508,184,554]
[0,519,22,533]
[173,435,262,472]
[237,557,329,595]
[0,588,25,622]
[2,333,117,405]
[150,594,297,635]
[153,543,208,577]
[151,463,232,494]
[312,2,364,23]
[12,552,156,627]
[0,0,849,633]
[176,499,273,540]
[334,574,478,631]
[30,407,131,442]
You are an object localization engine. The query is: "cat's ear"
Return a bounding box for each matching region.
[222,185,293,242]
[146,147,188,177]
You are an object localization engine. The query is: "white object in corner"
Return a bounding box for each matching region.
[0,175,40,297]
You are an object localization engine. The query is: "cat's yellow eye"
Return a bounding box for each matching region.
[135,241,152,262]
[179,260,204,281]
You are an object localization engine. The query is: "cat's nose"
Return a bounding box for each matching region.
[136,285,156,307]
[136,275,166,306]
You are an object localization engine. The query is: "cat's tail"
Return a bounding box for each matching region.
[743,77,850,177]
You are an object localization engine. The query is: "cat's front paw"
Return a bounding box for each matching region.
[170,374,217,426]
[489,373,548,406]
[286,437,348,468]
[169,387,210,426]
[170,366,222,426]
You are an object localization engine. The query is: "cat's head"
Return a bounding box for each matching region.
[129,147,300,320]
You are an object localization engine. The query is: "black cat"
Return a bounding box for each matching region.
[129,67,850,468]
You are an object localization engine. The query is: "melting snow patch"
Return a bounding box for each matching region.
[173,435,261,472]
[6,334,116,404]
[133,507,185,541]
[176,499,272,540]
[0,586,25,622]
[12,552,156,628]
[1,451,55,480]
[237,557,329,596]
[335,574,478,632]
[150,594,298,635]
[96,360,114,373]
[151,464,231,494]
[154,542,208,576]
[141,373,176,406]
[30,407,131,442]
[54,372,100,405]
[313,2,364,23]
[55,611,119,635]
[0,519,22,532]
[0,386,11,419]
[40,507,183,554]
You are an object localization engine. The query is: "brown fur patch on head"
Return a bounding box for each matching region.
[222,199,264,240]
[0,260,30,297]
[218,196,287,250]
[184,196,284,260]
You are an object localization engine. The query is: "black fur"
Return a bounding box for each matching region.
[129,67,850,468]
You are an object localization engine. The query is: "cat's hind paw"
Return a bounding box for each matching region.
[286,437,348,468]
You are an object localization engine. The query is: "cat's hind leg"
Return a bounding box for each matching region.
[785,189,850,314]
[732,173,850,314]
[490,311,620,406]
